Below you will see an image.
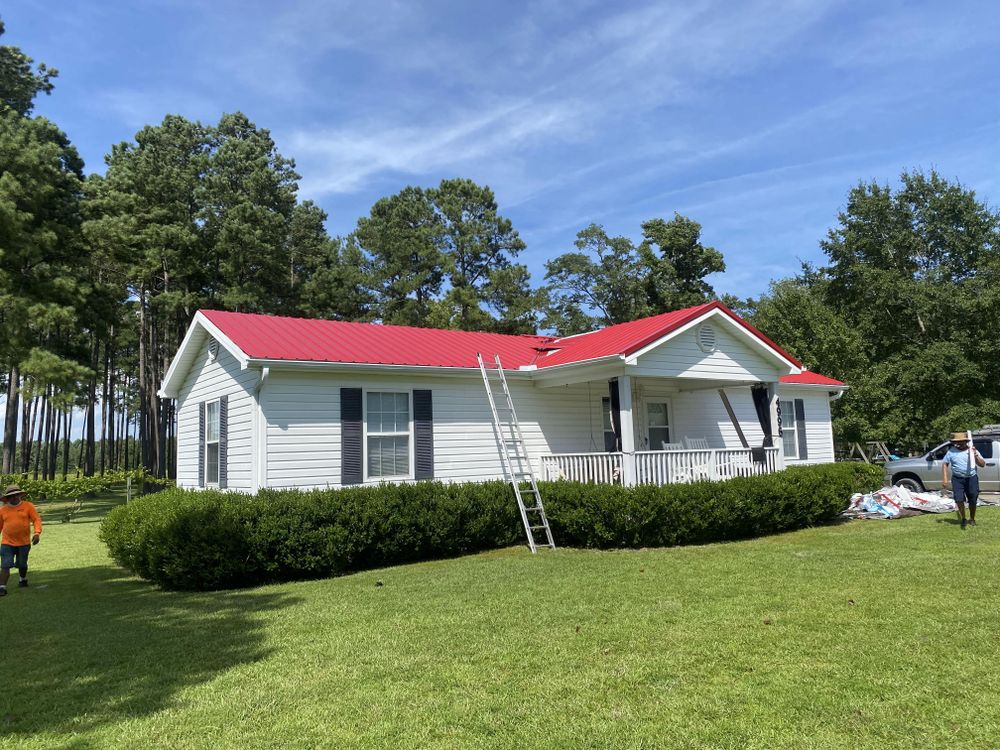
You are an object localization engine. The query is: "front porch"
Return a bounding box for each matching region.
[540,446,782,485]
[511,310,802,486]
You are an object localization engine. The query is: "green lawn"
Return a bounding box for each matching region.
[3,492,999,749]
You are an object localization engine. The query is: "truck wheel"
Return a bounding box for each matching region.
[894,476,924,492]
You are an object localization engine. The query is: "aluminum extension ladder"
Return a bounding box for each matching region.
[477,352,555,553]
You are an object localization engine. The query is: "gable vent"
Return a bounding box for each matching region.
[207,337,220,361]
[697,324,716,353]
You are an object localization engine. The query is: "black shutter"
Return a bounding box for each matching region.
[794,398,808,459]
[751,385,773,448]
[341,388,363,485]
[413,389,434,480]
[198,402,206,487]
[608,379,622,451]
[218,395,228,489]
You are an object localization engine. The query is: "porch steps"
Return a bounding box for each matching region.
[477,352,555,554]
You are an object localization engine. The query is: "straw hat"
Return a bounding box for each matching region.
[2,484,27,499]
[950,432,972,443]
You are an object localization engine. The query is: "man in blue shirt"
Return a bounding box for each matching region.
[942,432,986,530]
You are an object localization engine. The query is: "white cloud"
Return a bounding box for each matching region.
[287,0,843,198]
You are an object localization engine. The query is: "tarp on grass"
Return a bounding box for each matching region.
[846,485,956,519]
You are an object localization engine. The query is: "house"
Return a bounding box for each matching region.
[159,301,846,492]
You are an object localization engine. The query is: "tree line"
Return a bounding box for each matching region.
[0,19,727,478]
[4,16,1000,479]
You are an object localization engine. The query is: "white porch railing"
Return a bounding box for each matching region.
[635,447,779,484]
[540,452,624,484]
[541,447,780,486]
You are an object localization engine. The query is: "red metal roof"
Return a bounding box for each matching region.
[779,372,845,386]
[200,302,816,375]
[535,301,801,368]
[200,310,548,369]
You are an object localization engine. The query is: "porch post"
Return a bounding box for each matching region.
[768,382,785,470]
[619,375,637,486]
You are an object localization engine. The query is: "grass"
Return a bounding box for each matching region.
[2,491,999,749]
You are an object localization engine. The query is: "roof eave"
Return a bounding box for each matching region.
[159,312,250,398]
[243,358,535,378]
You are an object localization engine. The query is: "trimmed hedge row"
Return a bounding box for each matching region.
[100,462,883,590]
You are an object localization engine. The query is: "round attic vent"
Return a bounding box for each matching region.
[697,324,716,353]
[207,337,220,361]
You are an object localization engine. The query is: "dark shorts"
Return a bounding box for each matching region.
[952,474,980,505]
[0,544,30,570]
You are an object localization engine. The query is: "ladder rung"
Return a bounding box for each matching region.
[524,506,543,512]
[529,525,549,531]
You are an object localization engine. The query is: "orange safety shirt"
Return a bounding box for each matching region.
[0,501,42,547]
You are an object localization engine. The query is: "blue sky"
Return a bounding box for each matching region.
[6,0,1000,299]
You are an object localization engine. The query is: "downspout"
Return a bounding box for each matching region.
[253,367,269,492]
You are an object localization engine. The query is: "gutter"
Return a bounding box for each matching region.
[244,358,535,379]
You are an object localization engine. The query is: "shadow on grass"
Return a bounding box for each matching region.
[0,563,298,739]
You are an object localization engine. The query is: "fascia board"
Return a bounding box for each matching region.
[159,312,250,398]
[244,358,534,380]
[778,382,849,391]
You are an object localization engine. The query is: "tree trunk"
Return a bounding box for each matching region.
[77,403,87,477]
[138,287,149,473]
[32,389,47,481]
[3,365,19,473]
[20,392,33,474]
[62,410,72,478]
[123,410,130,471]
[85,334,98,476]
[47,404,59,481]
[100,339,108,475]
[22,394,39,475]
[106,333,116,472]
[149,315,162,476]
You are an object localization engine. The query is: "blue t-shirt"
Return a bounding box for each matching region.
[943,446,978,477]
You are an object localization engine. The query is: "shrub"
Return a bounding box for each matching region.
[544,462,884,548]
[100,462,882,591]
[101,464,882,589]
[101,481,522,590]
[0,470,171,503]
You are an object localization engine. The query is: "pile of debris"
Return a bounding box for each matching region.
[845,485,956,519]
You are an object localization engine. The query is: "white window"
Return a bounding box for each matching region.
[206,399,220,485]
[366,392,411,478]
[646,401,671,450]
[780,399,797,458]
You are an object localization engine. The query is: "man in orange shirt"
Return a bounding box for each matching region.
[0,485,42,596]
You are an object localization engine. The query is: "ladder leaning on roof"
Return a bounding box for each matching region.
[476,352,555,553]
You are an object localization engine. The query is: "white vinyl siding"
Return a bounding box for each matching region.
[775,387,836,465]
[260,371,594,489]
[632,322,781,382]
[175,336,257,491]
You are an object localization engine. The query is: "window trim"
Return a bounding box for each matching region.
[363,389,415,481]
[645,399,673,450]
[779,399,798,459]
[205,398,221,487]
